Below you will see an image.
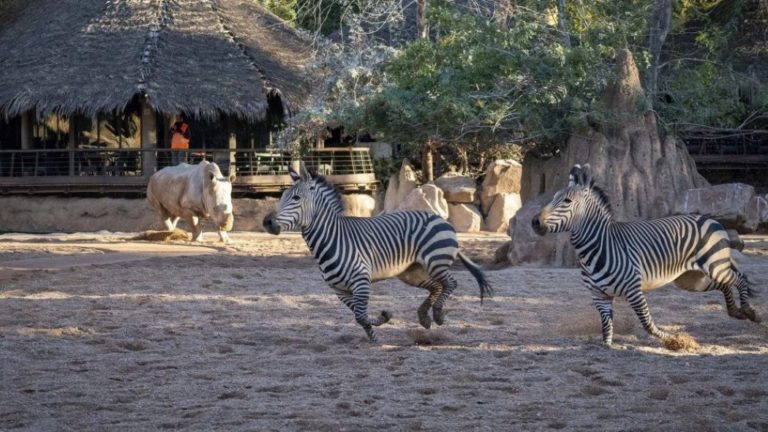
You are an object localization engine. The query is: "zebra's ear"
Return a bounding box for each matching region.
[580,164,593,186]
[289,166,301,183]
[568,164,582,187]
[299,161,312,181]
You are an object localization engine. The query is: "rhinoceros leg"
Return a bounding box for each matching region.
[162,216,180,231]
[187,216,203,241]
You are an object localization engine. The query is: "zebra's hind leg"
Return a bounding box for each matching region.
[431,272,458,326]
[416,279,443,329]
[592,296,615,347]
[736,275,760,322]
[716,268,761,323]
[626,289,672,342]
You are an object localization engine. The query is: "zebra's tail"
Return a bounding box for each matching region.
[457,251,493,303]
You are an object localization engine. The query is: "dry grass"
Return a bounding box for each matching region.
[131,228,189,242]
[662,332,700,352]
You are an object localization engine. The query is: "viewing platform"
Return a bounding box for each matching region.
[0,147,377,195]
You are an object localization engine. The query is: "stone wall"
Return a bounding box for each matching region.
[0,193,380,234]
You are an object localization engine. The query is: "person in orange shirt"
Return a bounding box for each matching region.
[170,115,191,165]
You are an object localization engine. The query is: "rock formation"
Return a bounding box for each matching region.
[509,49,709,266]
[383,159,418,212]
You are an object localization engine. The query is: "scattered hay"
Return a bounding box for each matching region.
[132,229,189,242]
[662,332,700,352]
[406,329,451,346]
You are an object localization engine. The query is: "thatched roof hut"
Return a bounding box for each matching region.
[0,0,312,120]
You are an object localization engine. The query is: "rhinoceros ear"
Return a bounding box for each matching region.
[288,166,301,183]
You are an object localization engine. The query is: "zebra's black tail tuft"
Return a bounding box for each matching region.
[457,251,493,303]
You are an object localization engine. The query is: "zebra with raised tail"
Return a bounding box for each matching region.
[262,163,492,342]
[532,164,759,347]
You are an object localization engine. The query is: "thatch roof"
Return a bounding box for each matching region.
[0,0,313,120]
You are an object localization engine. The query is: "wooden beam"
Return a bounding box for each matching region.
[140,97,157,177]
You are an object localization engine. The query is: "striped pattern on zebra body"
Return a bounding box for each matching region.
[262,163,492,342]
[532,164,760,347]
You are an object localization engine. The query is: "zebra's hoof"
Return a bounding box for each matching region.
[380,310,393,324]
[419,315,432,329]
[433,308,446,326]
[729,309,748,320]
[741,306,761,323]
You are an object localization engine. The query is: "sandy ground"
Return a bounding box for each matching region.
[1,232,768,431]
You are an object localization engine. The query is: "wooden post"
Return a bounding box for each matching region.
[227,120,237,176]
[68,118,76,175]
[20,111,33,149]
[140,97,157,177]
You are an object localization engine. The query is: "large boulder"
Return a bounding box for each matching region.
[481,159,522,214]
[383,159,418,213]
[448,203,483,233]
[506,195,576,267]
[397,184,449,219]
[342,194,377,217]
[485,192,522,233]
[674,183,760,233]
[434,172,477,203]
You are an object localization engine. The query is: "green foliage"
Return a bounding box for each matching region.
[255,0,297,23]
[359,1,609,163]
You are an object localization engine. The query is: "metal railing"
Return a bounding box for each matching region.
[0,147,375,178]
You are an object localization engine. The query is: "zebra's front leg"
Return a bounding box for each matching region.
[592,296,615,347]
[337,282,392,343]
[626,289,672,342]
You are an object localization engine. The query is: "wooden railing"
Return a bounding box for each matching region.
[0,147,377,194]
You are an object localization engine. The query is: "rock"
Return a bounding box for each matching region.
[750,195,768,232]
[506,195,577,267]
[484,192,522,233]
[675,183,757,233]
[341,194,377,217]
[448,203,482,233]
[396,184,449,219]
[434,173,477,203]
[383,159,417,213]
[481,160,522,214]
[493,241,511,266]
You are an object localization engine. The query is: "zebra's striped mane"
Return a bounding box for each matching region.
[312,176,345,215]
[589,183,613,216]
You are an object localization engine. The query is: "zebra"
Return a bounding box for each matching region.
[531,163,760,347]
[262,163,492,342]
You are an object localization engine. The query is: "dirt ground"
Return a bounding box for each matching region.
[1,232,768,431]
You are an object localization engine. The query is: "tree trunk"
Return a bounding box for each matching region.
[557,0,571,48]
[647,0,672,107]
[417,0,428,39]
[422,139,434,182]
[496,0,511,31]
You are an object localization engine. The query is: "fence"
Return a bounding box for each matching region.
[0,147,377,194]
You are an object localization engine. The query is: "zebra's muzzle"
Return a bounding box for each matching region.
[531,215,547,236]
[263,212,281,235]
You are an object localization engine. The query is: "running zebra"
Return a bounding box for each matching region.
[532,164,760,347]
[262,163,492,342]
